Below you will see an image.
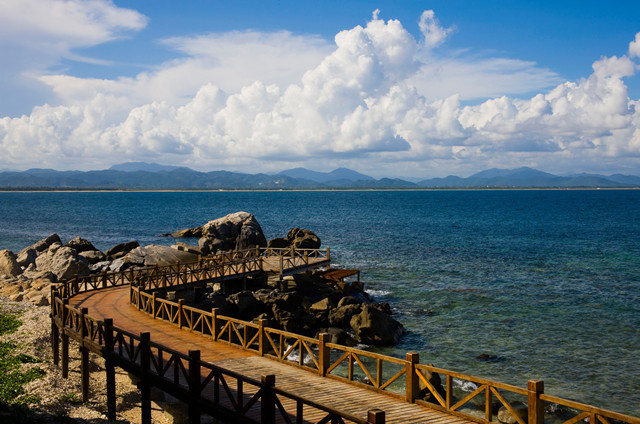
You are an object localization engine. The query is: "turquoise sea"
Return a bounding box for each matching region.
[1,189,639,416]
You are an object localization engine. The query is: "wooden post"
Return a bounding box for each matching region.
[152,292,157,319]
[178,299,184,329]
[485,384,493,422]
[188,350,201,424]
[318,333,330,376]
[50,287,59,366]
[446,375,452,409]
[259,319,267,356]
[367,409,386,424]
[61,299,69,378]
[80,307,90,403]
[260,374,276,424]
[104,318,116,421]
[211,308,219,341]
[528,380,544,424]
[139,332,151,424]
[405,352,419,403]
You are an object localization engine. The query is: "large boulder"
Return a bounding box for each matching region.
[198,212,267,255]
[123,245,199,267]
[497,402,528,424]
[64,236,98,253]
[105,241,140,260]
[79,250,107,265]
[16,233,62,267]
[227,290,262,320]
[0,250,22,277]
[286,228,321,249]
[34,243,90,281]
[417,367,446,404]
[329,304,362,327]
[350,305,405,346]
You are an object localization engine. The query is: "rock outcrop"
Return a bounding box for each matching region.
[123,245,199,267]
[64,237,98,253]
[267,228,321,249]
[17,233,62,268]
[198,212,267,255]
[0,249,22,277]
[497,402,528,424]
[105,241,140,260]
[35,243,90,282]
[350,304,405,346]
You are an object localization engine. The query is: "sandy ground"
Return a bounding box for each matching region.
[0,299,180,424]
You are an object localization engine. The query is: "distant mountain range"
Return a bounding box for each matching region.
[0,163,638,189]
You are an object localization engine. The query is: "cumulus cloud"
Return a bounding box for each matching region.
[629,32,640,58]
[419,10,454,49]
[0,9,639,177]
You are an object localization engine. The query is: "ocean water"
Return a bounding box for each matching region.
[1,189,638,416]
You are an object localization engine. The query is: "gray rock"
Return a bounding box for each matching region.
[350,305,405,346]
[79,250,106,264]
[0,249,22,277]
[199,212,267,255]
[329,304,362,327]
[64,236,98,253]
[267,237,290,248]
[17,233,61,267]
[16,249,38,268]
[286,228,321,249]
[497,401,528,424]
[417,367,446,404]
[124,245,199,267]
[105,241,140,259]
[227,290,261,319]
[337,296,361,307]
[310,297,334,313]
[34,244,89,281]
[171,227,203,238]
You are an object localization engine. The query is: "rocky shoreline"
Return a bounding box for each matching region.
[0,211,405,347]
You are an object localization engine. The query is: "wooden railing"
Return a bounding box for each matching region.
[260,246,330,275]
[51,287,384,424]
[52,246,640,424]
[132,283,640,424]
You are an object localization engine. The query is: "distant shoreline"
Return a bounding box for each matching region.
[1,187,639,193]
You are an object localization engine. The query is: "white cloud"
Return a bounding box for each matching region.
[629,32,640,58]
[39,31,332,109]
[0,9,639,177]
[419,10,454,49]
[0,0,147,116]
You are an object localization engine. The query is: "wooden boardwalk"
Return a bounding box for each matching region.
[72,285,473,424]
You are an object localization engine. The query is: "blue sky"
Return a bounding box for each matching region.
[1,0,640,177]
